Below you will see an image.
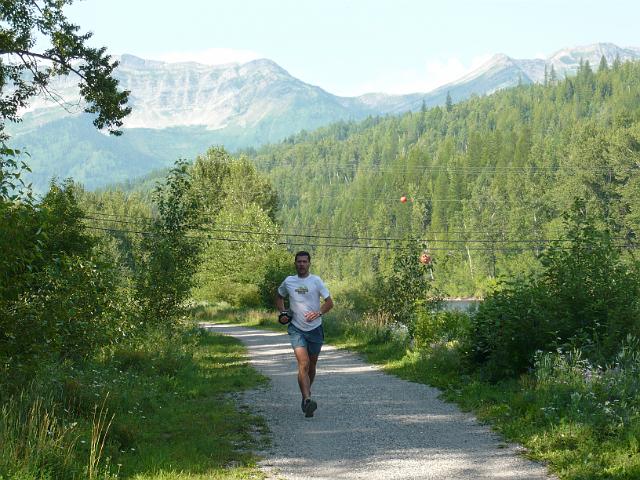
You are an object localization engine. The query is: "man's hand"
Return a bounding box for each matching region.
[304,311,322,322]
[278,311,292,325]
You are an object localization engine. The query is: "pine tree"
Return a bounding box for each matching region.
[445,91,453,112]
[550,64,558,84]
[613,53,622,70]
[598,55,609,72]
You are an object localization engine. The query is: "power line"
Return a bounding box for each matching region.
[79,225,545,252]
[81,211,632,243]
[81,214,582,245]
[279,194,558,204]
[83,209,570,237]
[81,223,636,252]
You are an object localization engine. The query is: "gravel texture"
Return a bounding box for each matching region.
[204,323,555,480]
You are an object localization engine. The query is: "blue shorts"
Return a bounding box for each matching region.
[288,323,324,356]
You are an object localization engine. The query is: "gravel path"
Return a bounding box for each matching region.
[203,323,554,480]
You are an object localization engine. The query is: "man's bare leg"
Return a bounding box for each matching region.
[308,353,319,387]
[294,347,312,399]
[294,347,319,417]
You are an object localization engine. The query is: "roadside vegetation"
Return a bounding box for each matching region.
[203,200,640,480]
[0,149,273,479]
[1,325,269,480]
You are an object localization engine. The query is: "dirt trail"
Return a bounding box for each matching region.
[204,323,554,480]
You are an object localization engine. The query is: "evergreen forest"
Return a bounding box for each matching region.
[245,57,640,297]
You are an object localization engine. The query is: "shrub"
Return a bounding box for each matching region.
[377,244,437,335]
[470,199,640,380]
[259,248,294,308]
[471,278,550,379]
[0,180,131,373]
[413,309,472,350]
[4,253,124,363]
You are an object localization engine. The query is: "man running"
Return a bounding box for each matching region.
[276,251,334,417]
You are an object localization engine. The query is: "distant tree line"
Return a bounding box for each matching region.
[249,58,640,297]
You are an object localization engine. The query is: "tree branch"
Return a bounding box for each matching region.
[15,52,83,114]
[3,49,88,82]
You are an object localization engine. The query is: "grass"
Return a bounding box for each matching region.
[201,303,640,480]
[0,325,270,480]
[112,331,269,479]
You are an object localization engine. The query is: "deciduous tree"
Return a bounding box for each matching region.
[0,0,130,139]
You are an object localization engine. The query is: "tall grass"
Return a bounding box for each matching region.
[1,322,268,479]
[534,336,640,438]
[88,400,115,480]
[0,394,115,480]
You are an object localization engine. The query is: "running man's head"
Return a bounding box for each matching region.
[294,251,311,277]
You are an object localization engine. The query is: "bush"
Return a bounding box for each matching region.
[329,276,385,314]
[2,252,123,365]
[471,278,550,379]
[0,180,131,372]
[197,281,263,307]
[470,200,640,380]
[413,309,472,350]
[376,245,437,335]
[259,249,294,308]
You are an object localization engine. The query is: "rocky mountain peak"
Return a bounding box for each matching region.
[15,42,640,135]
[546,42,640,74]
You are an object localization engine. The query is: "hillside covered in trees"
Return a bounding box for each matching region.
[244,57,640,297]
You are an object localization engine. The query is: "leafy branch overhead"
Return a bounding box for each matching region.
[0,0,131,137]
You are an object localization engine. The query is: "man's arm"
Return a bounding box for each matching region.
[321,296,334,315]
[304,296,334,322]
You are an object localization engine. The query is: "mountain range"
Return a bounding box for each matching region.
[8,42,640,192]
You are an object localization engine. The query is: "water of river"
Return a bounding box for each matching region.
[442,299,482,312]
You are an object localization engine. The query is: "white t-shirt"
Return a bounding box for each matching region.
[278,274,331,331]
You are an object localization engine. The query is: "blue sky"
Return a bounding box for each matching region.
[67,0,639,96]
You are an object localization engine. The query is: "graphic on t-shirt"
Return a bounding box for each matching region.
[295,285,309,294]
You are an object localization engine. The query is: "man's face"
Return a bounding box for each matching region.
[295,255,310,277]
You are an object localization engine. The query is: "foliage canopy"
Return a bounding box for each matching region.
[0,0,130,138]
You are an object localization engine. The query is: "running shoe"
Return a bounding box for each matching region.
[303,398,317,417]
